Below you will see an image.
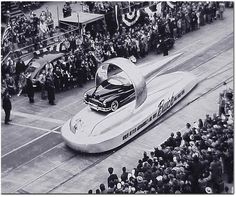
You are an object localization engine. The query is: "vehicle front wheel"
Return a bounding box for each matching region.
[110,100,119,112]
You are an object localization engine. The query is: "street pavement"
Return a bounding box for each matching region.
[1,7,234,194]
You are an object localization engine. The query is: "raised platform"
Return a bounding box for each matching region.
[59,12,104,28]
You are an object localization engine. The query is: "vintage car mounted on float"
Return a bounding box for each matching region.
[84,74,135,112]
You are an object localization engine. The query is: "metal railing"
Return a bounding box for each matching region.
[2,1,156,63]
[2,26,81,64]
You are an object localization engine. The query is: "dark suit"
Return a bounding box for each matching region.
[2,94,12,124]
[26,78,34,103]
[46,75,55,105]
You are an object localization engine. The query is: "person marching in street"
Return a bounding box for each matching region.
[26,74,35,103]
[219,2,225,20]
[38,69,47,99]
[2,89,12,125]
[160,38,169,56]
[4,73,16,96]
[45,70,56,105]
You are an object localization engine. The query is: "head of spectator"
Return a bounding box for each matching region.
[100,183,106,193]
[108,167,113,175]
[122,167,126,173]
[186,123,191,129]
[88,189,92,194]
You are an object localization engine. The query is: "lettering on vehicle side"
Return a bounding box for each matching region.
[122,89,185,141]
[157,90,185,117]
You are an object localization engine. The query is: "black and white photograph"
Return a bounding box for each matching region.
[1,1,234,194]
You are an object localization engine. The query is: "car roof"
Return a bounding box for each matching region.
[26,53,64,78]
[29,62,41,68]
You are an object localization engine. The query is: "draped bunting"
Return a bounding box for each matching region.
[2,26,11,44]
[122,10,140,27]
[112,2,164,29]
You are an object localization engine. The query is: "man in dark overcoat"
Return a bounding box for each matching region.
[26,74,35,103]
[2,90,12,124]
[45,72,56,105]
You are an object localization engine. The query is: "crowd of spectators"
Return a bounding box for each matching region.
[91,87,233,194]
[57,1,226,67]
[2,6,54,57]
[84,2,143,14]
[1,2,227,97]
[46,1,226,92]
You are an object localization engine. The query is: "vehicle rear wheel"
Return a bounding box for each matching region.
[110,100,119,112]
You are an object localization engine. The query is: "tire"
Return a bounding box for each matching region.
[110,100,119,112]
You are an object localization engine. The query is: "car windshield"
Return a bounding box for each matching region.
[108,75,131,86]
[97,79,125,91]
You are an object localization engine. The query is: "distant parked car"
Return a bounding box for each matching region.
[24,53,64,87]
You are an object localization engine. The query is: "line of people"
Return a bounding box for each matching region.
[91,87,233,194]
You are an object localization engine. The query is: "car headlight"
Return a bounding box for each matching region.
[103,100,107,106]
[70,119,76,134]
[84,93,87,99]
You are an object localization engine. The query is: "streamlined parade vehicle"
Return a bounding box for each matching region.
[84,75,135,112]
[61,54,198,153]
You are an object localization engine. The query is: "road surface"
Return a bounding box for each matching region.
[1,8,233,194]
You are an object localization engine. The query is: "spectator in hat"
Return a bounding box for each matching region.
[4,73,16,96]
[2,90,12,125]
[198,171,212,193]
[121,167,128,182]
[45,72,56,105]
[15,59,26,90]
[165,132,176,147]
[107,181,115,194]
[175,131,182,147]
[204,114,212,127]
[63,3,72,18]
[187,155,202,193]
[38,69,47,99]
[210,155,224,193]
[218,93,226,117]
[100,183,107,194]
[218,2,225,19]
[107,167,119,186]
[25,74,35,103]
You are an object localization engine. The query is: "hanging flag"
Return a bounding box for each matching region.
[2,25,12,44]
[122,10,140,27]
[167,1,176,9]
[115,4,119,30]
